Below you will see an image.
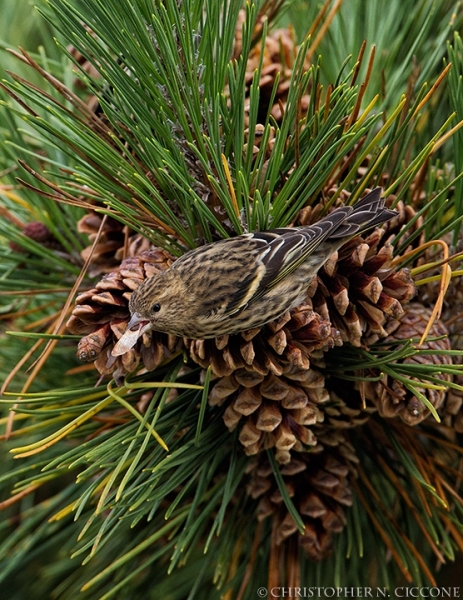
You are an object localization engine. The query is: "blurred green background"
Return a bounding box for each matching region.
[0,0,55,63]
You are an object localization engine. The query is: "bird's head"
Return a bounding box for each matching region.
[112,269,186,356]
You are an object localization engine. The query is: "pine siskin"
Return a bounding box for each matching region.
[112,188,396,355]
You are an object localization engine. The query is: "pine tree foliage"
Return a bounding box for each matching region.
[1,0,463,597]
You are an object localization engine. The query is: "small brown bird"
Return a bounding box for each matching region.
[112,188,395,355]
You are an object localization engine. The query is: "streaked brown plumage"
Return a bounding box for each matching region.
[112,188,396,355]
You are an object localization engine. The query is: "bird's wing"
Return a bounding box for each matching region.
[220,208,350,317]
[245,187,392,307]
[244,209,351,302]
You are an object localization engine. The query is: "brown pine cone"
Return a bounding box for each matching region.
[68,249,182,378]
[246,440,357,560]
[77,212,153,277]
[233,10,311,124]
[361,303,452,426]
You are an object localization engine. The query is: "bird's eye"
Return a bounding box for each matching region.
[152,303,161,313]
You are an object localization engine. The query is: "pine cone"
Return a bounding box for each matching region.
[67,249,181,378]
[439,376,463,433]
[234,12,311,123]
[361,303,452,425]
[77,212,152,277]
[187,305,336,463]
[246,439,357,560]
[9,221,64,255]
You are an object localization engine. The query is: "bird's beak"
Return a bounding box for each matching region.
[126,312,151,333]
[111,313,152,356]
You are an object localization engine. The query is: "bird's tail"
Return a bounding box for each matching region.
[328,187,396,239]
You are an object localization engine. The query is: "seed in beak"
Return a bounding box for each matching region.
[111,314,152,356]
